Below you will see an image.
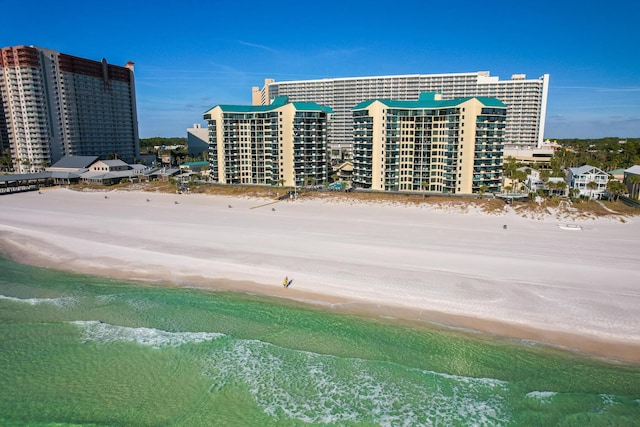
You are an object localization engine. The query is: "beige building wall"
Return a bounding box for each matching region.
[252,78,274,106]
[353,95,504,195]
[458,99,482,194]
[369,101,385,191]
[207,106,227,183]
[279,104,295,186]
[205,97,331,187]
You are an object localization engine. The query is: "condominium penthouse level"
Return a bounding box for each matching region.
[253,71,549,152]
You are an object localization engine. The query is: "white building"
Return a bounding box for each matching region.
[89,159,130,172]
[568,165,609,199]
[521,167,543,191]
[253,72,549,154]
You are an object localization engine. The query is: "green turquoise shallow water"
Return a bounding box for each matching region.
[1,257,639,426]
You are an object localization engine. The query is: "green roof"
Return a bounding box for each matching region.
[352,92,506,110]
[205,96,332,114]
[181,161,209,167]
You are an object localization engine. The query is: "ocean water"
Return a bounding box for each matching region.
[1,257,639,426]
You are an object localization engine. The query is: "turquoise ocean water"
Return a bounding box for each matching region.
[1,256,639,426]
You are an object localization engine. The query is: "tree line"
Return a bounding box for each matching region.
[140,137,188,153]
[550,137,640,172]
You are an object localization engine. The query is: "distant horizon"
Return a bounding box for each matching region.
[3,0,638,140]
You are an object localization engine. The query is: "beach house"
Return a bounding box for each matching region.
[568,165,609,199]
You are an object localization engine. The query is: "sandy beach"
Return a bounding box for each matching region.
[1,187,639,363]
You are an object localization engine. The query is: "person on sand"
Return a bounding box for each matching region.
[283,276,288,287]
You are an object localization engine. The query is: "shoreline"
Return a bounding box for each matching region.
[2,233,639,365]
[1,188,639,364]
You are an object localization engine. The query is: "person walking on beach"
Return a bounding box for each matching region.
[283,276,288,287]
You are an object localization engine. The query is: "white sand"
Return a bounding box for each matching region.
[1,188,639,362]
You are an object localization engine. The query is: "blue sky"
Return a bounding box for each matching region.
[2,0,639,139]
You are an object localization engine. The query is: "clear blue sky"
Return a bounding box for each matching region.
[2,0,639,139]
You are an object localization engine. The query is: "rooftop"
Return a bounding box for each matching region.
[205,96,333,115]
[352,92,506,110]
[49,156,99,169]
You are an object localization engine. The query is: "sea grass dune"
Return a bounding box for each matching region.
[1,187,639,363]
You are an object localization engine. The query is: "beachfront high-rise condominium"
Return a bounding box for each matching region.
[0,46,140,173]
[352,92,506,194]
[253,72,548,155]
[204,96,332,186]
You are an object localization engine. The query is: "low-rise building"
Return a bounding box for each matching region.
[547,177,568,196]
[608,168,625,182]
[332,161,353,182]
[568,165,609,199]
[45,155,99,184]
[521,167,543,192]
[89,159,130,172]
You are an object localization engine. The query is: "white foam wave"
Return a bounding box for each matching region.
[203,339,510,426]
[599,393,617,407]
[70,320,224,349]
[0,294,76,307]
[525,391,557,402]
[95,294,156,311]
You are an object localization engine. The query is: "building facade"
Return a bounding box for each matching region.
[351,93,506,194]
[0,46,140,173]
[253,72,548,154]
[186,123,209,158]
[204,97,332,186]
[568,165,609,199]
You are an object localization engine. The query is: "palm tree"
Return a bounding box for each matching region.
[586,181,599,199]
[606,180,626,201]
[0,149,12,169]
[554,180,567,197]
[570,188,581,201]
[540,169,550,183]
[627,174,640,200]
[304,176,317,188]
[502,156,519,191]
[512,169,529,193]
[421,181,428,198]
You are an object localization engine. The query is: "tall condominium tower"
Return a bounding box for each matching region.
[253,72,548,154]
[352,93,507,194]
[204,96,332,186]
[0,46,140,173]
